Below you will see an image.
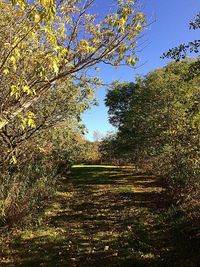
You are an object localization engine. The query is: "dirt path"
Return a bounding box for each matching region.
[1,166,199,266]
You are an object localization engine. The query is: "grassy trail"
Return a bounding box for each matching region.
[1,166,199,266]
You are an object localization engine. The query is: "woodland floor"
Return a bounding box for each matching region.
[1,165,200,267]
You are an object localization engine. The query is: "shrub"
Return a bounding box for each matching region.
[0,158,56,227]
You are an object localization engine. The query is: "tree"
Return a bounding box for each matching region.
[78,140,101,164]
[0,0,147,225]
[105,59,200,185]
[162,12,200,60]
[0,78,94,165]
[105,81,135,127]
[0,0,146,131]
[0,0,146,164]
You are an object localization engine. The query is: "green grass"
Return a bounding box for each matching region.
[72,164,119,168]
[1,165,199,267]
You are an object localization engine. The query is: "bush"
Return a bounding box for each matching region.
[105,59,200,221]
[0,158,56,227]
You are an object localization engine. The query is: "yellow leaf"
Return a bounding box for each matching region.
[10,56,16,64]
[35,13,40,23]
[10,85,18,96]
[15,49,21,59]
[11,155,17,164]
[4,42,10,48]
[0,119,6,129]
[28,118,36,128]
[23,85,31,95]
[52,61,59,75]
[120,17,126,25]
[41,0,55,10]
[27,112,36,128]
[3,68,9,74]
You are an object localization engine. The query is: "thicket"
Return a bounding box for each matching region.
[0,74,97,228]
[104,59,200,222]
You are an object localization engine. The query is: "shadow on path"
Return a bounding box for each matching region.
[1,166,199,266]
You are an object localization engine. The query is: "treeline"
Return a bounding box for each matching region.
[101,59,200,223]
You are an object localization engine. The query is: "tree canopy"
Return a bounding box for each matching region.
[0,0,146,164]
[0,0,145,130]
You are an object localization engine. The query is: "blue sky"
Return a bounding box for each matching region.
[82,0,200,140]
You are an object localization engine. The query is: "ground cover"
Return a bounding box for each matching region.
[1,165,199,267]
